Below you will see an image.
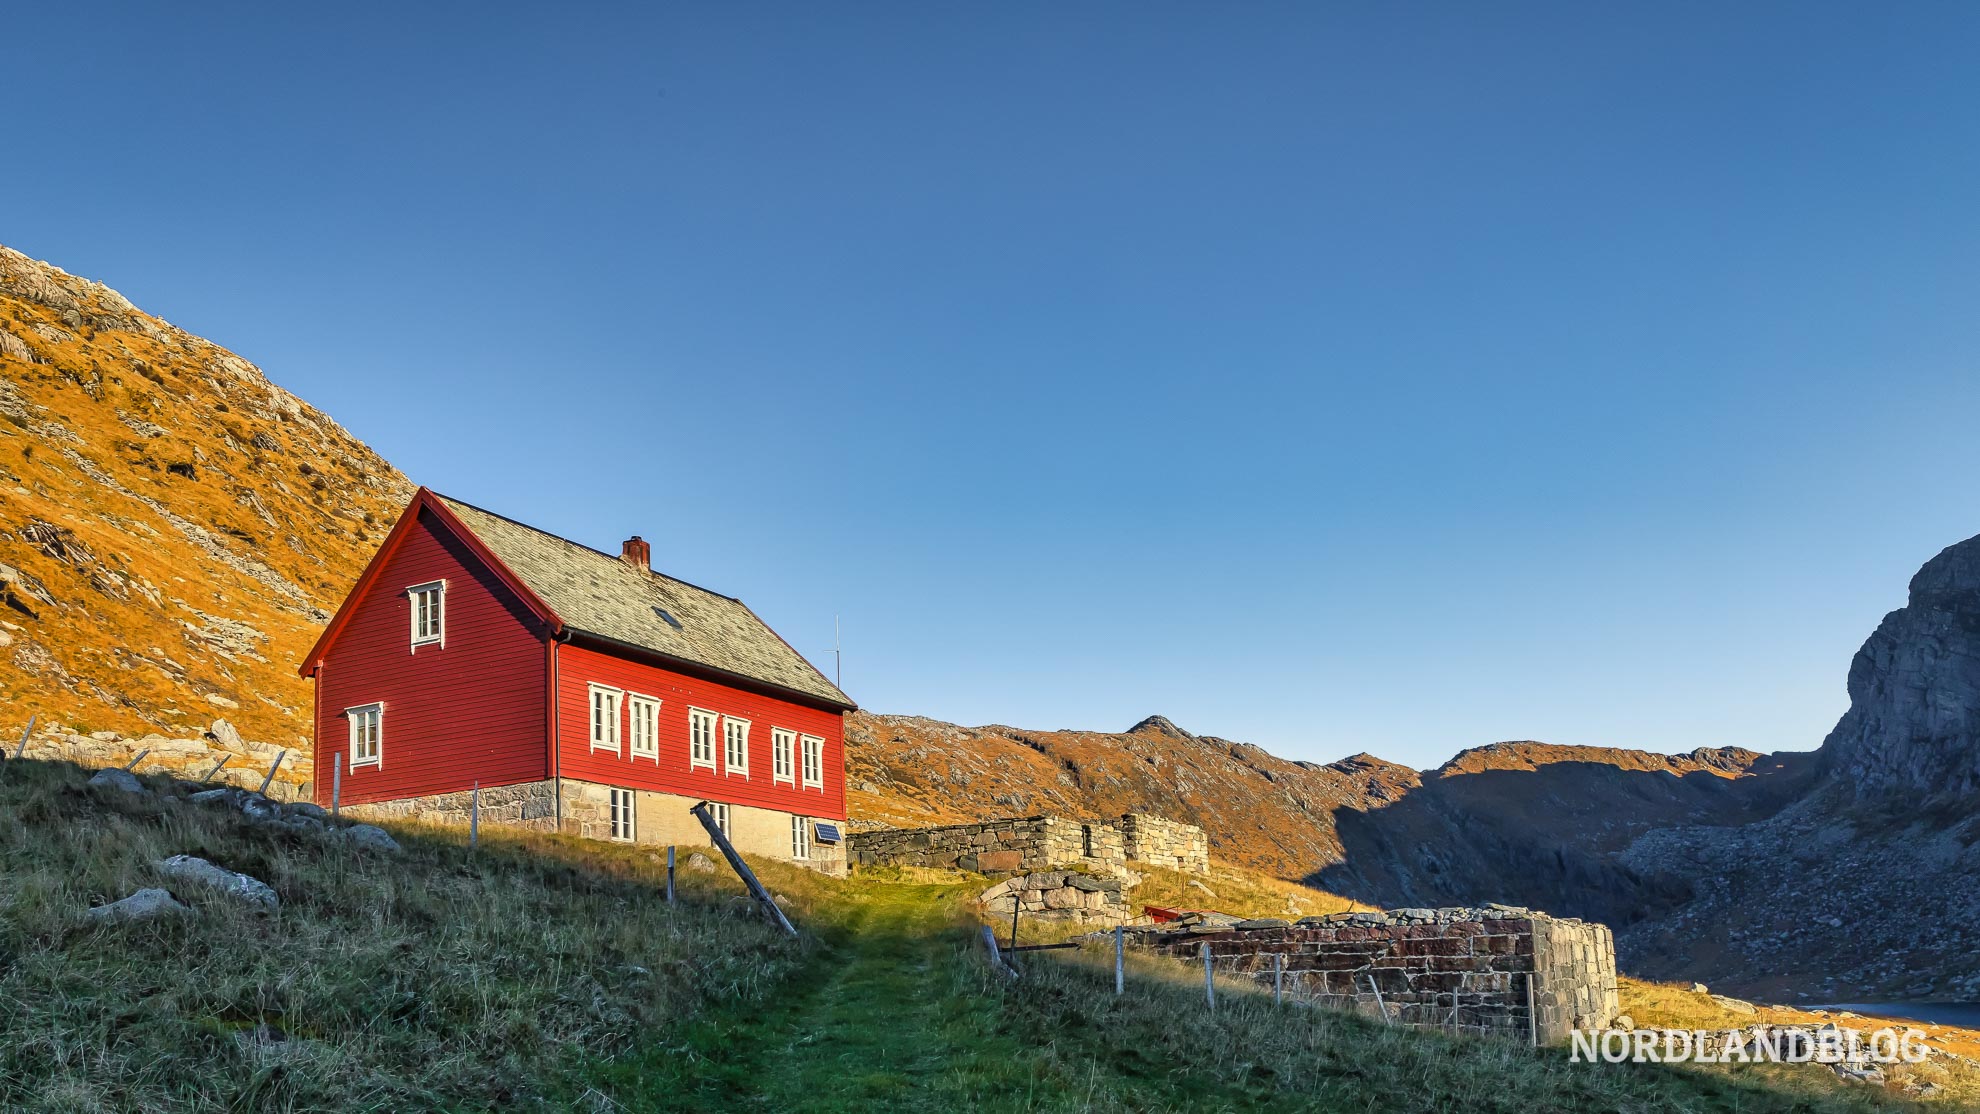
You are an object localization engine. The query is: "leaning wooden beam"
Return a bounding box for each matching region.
[689,801,797,937]
[123,749,150,771]
[10,716,33,761]
[980,925,1019,979]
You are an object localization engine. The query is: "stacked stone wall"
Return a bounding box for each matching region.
[980,871,1127,926]
[850,812,1208,877]
[1121,813,1210,873]
[1126,905,1618,1043]
[339,779,557,829]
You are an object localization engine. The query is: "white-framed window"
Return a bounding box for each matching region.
[772,728,796,785]
[627,693,660,761]
[711,802,730,837]
[800,734,824,789]
[724,716,750,777]
[407,580,445,650]
[688,707,718,770]
[589,684,622,753]
[347,703,383,770]
[791,815,810,860]
[609,787,635,842]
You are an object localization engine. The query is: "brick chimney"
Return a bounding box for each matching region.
[620,535,650,572]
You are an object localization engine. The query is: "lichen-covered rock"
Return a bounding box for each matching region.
[86,887,192,923]
[88,767,145,794]
[153,855,278,911]
[342,824,401,854]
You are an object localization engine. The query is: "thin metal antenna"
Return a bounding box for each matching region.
[833,614,842,690]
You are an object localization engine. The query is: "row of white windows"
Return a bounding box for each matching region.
[342,694,827,786]
[606,788,812,859]
[590,684,823,788]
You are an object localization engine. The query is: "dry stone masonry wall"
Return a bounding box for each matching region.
[849,812,1208,876]
[1124,905,1618,1044]
[980,871,1127,926]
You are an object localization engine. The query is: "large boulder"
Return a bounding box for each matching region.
[210,719,244,751]
[154,855,279,911]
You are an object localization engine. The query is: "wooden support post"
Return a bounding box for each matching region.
[11,716,33,761]
[331,763,341,816]
[666,845,676,904]
[1364,972,1392,1024]
[1114,926,1125,996]
[981,925,1018,979]
[123,748,150,771]
[201,754,230,785]
[1202,942,1216,1010]
[257,749,287,796]
[1527,972,1538,1047]
[470,782,480,849]
[1009,895,1021,952]
[689,801,796,936]
[1273,952,1284,1005]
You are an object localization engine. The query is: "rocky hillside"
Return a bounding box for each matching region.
[845,712,1422,876]
[843,710,1805,889]
[0,244,411,768]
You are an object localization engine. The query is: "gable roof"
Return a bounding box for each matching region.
[434,493,853,710]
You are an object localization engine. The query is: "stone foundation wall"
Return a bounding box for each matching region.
[1126,905,1619,1044]
[850,812,1208,877]
[338,779,557,829]
[558,779,847,876]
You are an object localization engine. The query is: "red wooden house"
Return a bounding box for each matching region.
[299,488,855,872]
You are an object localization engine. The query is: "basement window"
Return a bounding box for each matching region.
[711,802,731,837]
[609,788,636,842]
[800,734,824,790]
[589,685,622,753]
[347,703,382,770]
[791,815,810,860]
[407,581,445,650]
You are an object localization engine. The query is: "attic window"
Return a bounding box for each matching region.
[651,606,682,630]
[408,580,445,650]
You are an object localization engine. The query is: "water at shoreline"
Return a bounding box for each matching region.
[1822,1003,1980,1029]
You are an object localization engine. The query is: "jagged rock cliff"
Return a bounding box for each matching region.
[1818,533,1980,799]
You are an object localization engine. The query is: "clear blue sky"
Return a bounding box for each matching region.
[8,4,1979,770]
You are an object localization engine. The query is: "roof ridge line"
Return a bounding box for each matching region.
[432,490,742,603]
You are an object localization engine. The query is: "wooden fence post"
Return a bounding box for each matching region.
[331,763,341,816]
[470,782,480,849]
[981,925,1018,979]
[257,749,287,795]
[1364,972,1392,1024]
[666,845,676,904]
[1202,942,1216,1010]
[123,749,150,771]
[1273,952,1284,1005]
[1114,926,1125,996]
[201,754,230,785]
[1527,973,1538,1047]
[11,716,33,761]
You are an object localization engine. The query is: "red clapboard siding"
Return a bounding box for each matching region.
[313,506,550,806]
[554,640,848,821]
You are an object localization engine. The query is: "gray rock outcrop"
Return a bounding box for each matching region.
[87,887,191,923]
[153,855,279,911]
[88,768,145,794]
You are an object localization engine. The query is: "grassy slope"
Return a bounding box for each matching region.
[4,756,1972,1112]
